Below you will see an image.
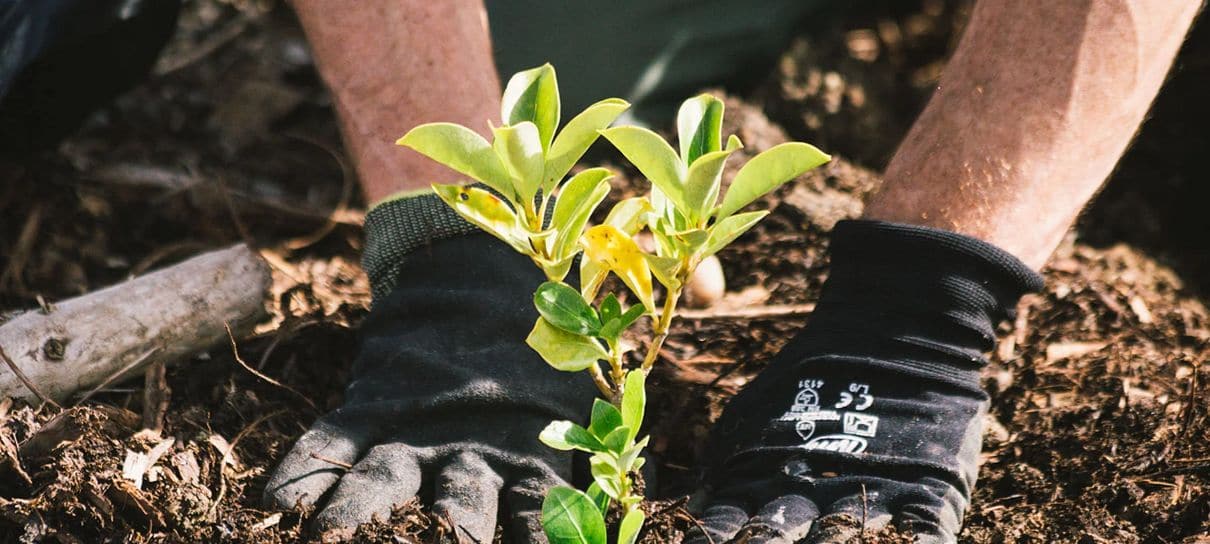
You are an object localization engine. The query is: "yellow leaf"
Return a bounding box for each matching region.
[581,225,654,312]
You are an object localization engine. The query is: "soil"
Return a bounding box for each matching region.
[1,1,1208,543]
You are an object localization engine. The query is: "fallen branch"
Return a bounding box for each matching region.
[0,245,271,404]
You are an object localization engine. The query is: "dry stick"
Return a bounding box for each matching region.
[677,303,816,321]
[308,453,353,470]
[208,409,286,520]
[0,344,60,410]
[680,507,716,544]
[225,323,319,413]
[74,347,161,406]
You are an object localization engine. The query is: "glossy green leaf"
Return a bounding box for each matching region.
[526,318,608,372]
[581,225,655,313]
[717,142,830,219]
[621,370,646,443]
[598,294,622,325]
[683,149,734,222]
[534,282,600,336]
[602,425,631,453]
[586,482,611,517]
[545,98,630,191]
[600,126,687,211]
[589,455,622,500]
[551,168,612,259]
[589,398,624,440]
[603,197,653,235]
[703,210,768,258]
[492,122,545,203]
[432,184,529,254]
[502,64,560,152]
[542,486,607,544]
[539,420,607,453]
[677,94,724,165]
[618,509,645,544]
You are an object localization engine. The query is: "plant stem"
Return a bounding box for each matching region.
[587,359,617,401]
[640,284,681,373]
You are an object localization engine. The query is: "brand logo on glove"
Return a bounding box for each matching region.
[802,434,868,454]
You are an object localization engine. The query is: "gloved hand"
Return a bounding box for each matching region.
[264,192,595,542]
[688,220,1043,544]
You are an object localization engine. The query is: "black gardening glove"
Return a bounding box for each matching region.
[264,193,595,541]
[688,220,1043,544]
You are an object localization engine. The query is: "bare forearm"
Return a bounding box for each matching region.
[292,0,500,202]
[866,0,1201,269]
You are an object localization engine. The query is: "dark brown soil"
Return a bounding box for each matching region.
[1,1,1208,543]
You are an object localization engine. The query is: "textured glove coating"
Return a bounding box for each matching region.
[690,220,1042,543]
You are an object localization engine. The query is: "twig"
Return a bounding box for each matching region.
[281,133,355,251]
[680,506,716,544]
[225,323,319,413]
[860,483,869,543]
[309,453,353,470]
[74,347,161,407]
[677,303,816,321]
[0,344,60,409]
[209,409,285,520]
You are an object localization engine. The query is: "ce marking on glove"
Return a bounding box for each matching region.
[834,382,873,411]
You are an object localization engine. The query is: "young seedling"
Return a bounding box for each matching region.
[399,65,829,544]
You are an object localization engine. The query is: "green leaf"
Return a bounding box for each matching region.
[600,126,688,211]
[602,425,631,453]
[589,455,622,500]
[589,399,624,440]
[399,123,513,198]
[545,98,630,191]
[643,253,681,290]
[677,94,724,166]
[586,482,611,517]
[598,294,622,325]
[619,436,649,473]
[617,304,646,329]
[539,420,607,453]
[581,225,655,313]
[621,371,646,442]
[542,486,607,544]
[501,64,560,152]
[618,509,646,544]
[492,122,545,203]
[683,149,734,222]
[725,134,744,153]
[603,197,653,235]
[551,168,613,259]
[526,318,608,372]
[597,301,646,342]
[534,282,601,336]
[432,184,529,254]
[717,142,830,219]
[703,210,768,258]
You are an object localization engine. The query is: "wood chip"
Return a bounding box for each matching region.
[1045,341,1108,363]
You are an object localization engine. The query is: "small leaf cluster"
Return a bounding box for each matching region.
[599,94,831,294]
[399,64,829,544]
[529,282,644,372]
[398,64,630,281]
[540,371,648,544]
